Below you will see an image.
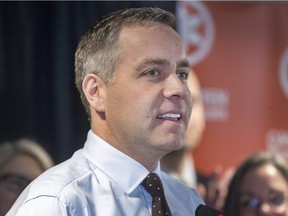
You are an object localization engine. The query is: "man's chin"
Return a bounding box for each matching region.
[167,142,185,152]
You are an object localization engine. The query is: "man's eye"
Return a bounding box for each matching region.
[177,71,188,80]
[146,70,160,77]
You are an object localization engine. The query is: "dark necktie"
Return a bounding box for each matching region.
[142,173,172,216]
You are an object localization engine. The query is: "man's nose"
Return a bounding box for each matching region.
[163,74,189,99]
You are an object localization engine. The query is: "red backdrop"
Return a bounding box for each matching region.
[177,1,288,175]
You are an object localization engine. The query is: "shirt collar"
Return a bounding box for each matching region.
[82,130,162,194]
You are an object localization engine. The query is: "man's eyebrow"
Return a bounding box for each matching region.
[135,58,169,71]
[136,58,190,71]
[177,59,190,68]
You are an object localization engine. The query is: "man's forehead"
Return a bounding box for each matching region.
[118,23,178,40]
[118,24,187,67]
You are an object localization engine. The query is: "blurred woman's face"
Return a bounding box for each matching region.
[0,154,43,215]
[239,163,288,216]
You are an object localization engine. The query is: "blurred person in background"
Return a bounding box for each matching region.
[161,71,206,188]
[161,71,234,211]
[0,138,54,216]
[223,151,288,216]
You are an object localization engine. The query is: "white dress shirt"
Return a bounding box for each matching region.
[7,130,203,216]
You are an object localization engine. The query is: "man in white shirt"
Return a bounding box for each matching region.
[7,7,204,216]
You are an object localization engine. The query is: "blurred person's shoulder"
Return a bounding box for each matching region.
[161,171,204,203]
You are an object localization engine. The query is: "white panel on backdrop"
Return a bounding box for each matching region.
[279,48,288,98]
[176,1,215,66]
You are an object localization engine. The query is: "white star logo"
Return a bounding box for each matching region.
[177,1,215,66]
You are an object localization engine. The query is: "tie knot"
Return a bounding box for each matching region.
[142,173,165,198]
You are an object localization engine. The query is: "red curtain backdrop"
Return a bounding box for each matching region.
[177,1,288,175]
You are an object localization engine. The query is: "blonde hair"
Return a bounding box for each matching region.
[0,138,54,172]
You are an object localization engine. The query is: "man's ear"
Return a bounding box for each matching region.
[82,73,106,112]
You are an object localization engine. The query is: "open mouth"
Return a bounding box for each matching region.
[157,113,181,121]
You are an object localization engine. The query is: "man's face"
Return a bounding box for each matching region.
[102,24,192,161]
